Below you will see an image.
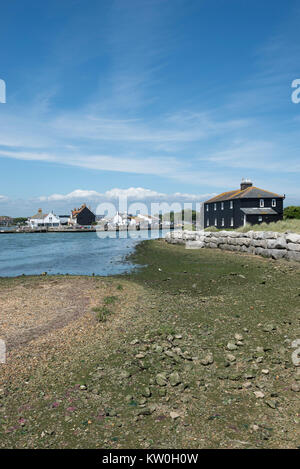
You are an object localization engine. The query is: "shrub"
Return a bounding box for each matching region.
[283,206,300,220]
[104,295,118,305]
[92,306,112,322]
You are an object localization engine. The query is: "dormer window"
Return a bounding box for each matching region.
[260,199,264,208]
[272,199,276,207]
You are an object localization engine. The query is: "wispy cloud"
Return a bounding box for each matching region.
[203,140,300,173]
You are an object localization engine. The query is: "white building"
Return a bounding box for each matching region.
[28,209,60,228]
[112,212,132,226]
[101,212,160,228]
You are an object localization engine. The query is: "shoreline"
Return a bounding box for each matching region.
[0,227,172,234]
[1,239,299,449]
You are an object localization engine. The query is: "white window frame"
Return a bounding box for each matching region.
[258,216,263,222]
[221,202,224,210]
[214,218,217,227]
[230,200,233,209]
[221,218,224,227]
[260,199,264,208]
[214,203,217,211]
[206,218,209,227]
[206,204,209,212]
[230,217,234,227]
[272,199,276,207]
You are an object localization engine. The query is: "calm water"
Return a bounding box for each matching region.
[0,230,167,277]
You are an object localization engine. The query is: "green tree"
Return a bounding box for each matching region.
[13,217,28,225]
[283,206,300,220]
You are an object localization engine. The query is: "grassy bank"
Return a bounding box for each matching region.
[0,240,300,448]
[237,219,300,233]
[206,219,300,234]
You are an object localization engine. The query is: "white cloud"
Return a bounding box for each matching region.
[38,187,213,203]
[39,189,103,202]
[104,187,165,199]
[0,195,8,202]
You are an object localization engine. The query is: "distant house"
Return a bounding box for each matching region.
[58,215,69,226]
[44,212,61,227]
[106,212,160,227]
[28,209,60,228]
[69,204,96,226]
[204,179,285,229]
[129,214,160,226]
[0,216,13,226]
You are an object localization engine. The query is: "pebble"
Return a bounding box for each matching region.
[265,399,277,409]
[170,412,180,420]
[291,383,300,392]
[156,373,168,386]
[263,324,276,332]
[243,382,252,389]
[137,407,152,416]
[234,333,243,341]
[227,342,238,351]
[261,369,269,375]
[226,354,236,362]
[200,354,214,366]
[169,371,181,386]
[142,387,151,397]
[130,339,139,345]
[254,391,265,399]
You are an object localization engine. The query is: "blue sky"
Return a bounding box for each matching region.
[0,0,300,216]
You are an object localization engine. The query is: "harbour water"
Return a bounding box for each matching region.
[0,230,168,277]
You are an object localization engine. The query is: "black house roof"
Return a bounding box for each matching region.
[205,184,284,204]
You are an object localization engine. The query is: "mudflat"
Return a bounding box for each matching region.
[0,239,299,448]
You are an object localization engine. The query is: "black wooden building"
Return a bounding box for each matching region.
[71,204,96,226]
[204,179,285,229]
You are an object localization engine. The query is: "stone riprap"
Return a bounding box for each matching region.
[165,230,300,262]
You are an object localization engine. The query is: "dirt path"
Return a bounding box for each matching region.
[0,277,92,350]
